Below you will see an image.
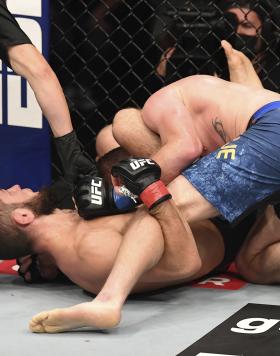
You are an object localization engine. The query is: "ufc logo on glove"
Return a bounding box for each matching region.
[130,158,155,170]
[91,179,103,205]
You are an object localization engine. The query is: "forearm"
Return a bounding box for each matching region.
[9,44,73,137]
[94,209,164,306]
[149,200,201,279]
[27,67,73,137]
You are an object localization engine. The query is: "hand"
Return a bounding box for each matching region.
[17,254,60,283]
[111,158,171,209]
[74,175,136,219]
[54,131,98,188]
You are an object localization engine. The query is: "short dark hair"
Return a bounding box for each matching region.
[97,147,131,183]
[0,201,33,259]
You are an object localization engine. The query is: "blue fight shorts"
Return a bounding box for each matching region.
[182,101,280,223]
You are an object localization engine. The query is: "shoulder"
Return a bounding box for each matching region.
[75,227,121,259]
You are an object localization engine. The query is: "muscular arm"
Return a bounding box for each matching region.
[94,196,201,303]
[235,206,280,284]
[144,200,202,283]
[29,198,202,333]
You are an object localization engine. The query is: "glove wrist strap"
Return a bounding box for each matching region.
[140,181,171,209]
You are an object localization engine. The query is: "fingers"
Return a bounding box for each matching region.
[17,254,59,283]
[17,255,32,282]
[17,255,32,270]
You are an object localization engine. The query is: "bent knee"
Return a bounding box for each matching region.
[176,255,202,280]
[113,108,140,128]
[112,108,141,142]
[96,125,119,158]
[235,257,270,284]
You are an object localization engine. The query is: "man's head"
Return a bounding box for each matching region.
[0,185,58,259]
[97,147,131,184]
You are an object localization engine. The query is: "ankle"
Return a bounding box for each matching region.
[95,292,124,308]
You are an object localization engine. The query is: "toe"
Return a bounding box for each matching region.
[29,312,49,333]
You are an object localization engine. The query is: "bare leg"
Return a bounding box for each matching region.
[236,206,280,283]
[168,176,218,223]
[29,300,122,333]
[221,40,263,88]
[112,108,161,157]
[95,125,120,159]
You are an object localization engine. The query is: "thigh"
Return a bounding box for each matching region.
[235,206,280,283]
[113,107,161,156]
[168,175,218,223]
[182,124,280,223]
[190,220,225,279]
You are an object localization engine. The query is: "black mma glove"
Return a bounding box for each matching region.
[17,255,45,283]
[74,175,137,219]
[274,203,280,219]
[111,158,171,210]
[54,130,98,188]
[17,255,67,284]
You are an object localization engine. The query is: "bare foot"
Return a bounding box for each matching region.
[29,300,121,333]
[221,40,263,88]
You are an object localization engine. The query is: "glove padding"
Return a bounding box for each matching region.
[17,255,44,283]
[54,131,98,188]
[17,255,63,283]
[111,158,171,209]
[74,175,137,219]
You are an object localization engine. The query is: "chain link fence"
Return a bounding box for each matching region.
[50,0,280,176]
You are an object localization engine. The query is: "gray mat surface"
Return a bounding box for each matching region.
[0,274,278,356]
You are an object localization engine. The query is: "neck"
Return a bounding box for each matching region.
[28,209,82,255]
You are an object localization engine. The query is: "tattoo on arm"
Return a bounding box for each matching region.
[212,118,229,143]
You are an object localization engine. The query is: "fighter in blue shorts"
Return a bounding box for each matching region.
[110,75,280,225]
[182,101,280,223]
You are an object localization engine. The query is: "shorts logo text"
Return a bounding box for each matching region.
[216,144,237,160]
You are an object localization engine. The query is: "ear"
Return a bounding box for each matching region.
[10,208,35,226]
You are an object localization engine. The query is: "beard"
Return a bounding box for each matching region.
[24,180,74,216]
